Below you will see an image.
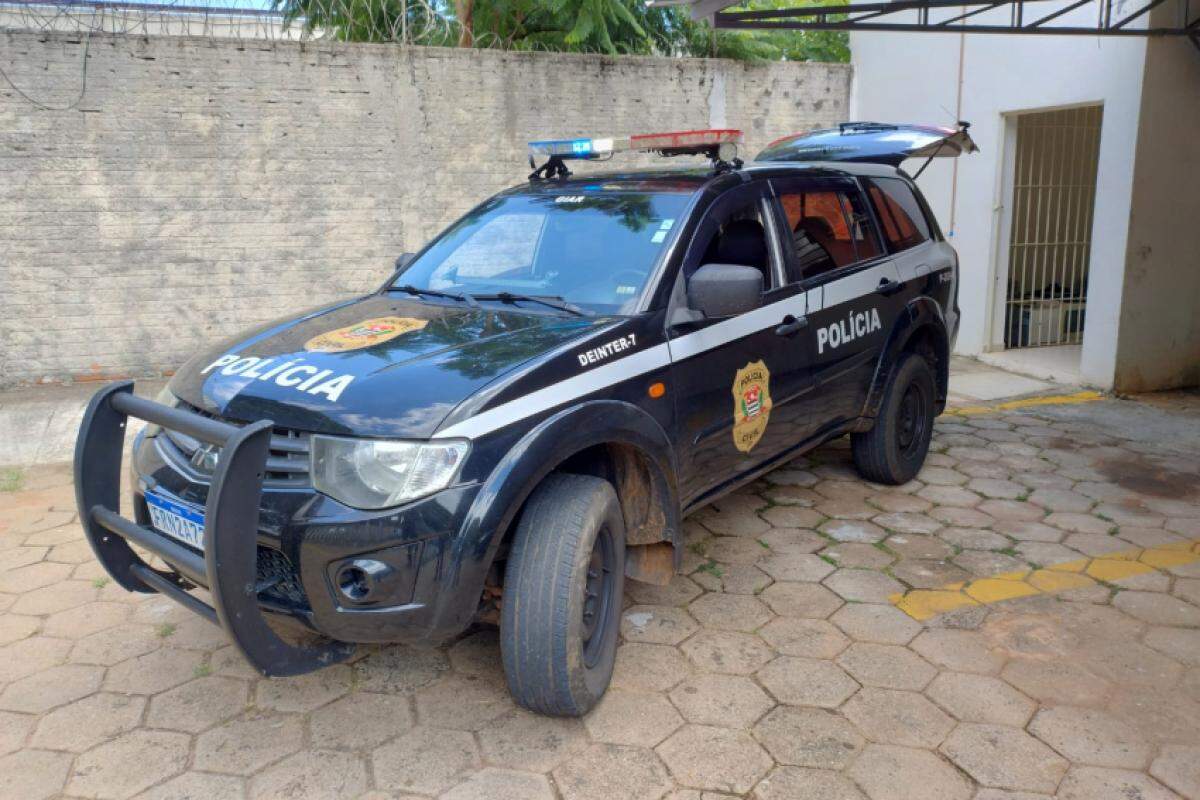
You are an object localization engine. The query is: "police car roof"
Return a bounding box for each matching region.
[508,160,904,197]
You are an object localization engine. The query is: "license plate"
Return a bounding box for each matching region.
[145,491,206,551]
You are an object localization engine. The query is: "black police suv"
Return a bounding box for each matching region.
[75,123,976,716]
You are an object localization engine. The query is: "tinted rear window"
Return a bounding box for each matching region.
[777,188,882,281]
[864,177,932,252]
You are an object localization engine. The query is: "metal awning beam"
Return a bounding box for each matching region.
[1111,0,1173,28]
[711,0,1200,37]
[936,2,1009,27]
[717,0,1056,23]
[1027,0,1093,28]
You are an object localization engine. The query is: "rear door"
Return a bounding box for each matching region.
[770,176,904,431]
[861,174,955,287]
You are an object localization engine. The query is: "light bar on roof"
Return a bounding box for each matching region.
[528,129,743,161]
[631,129,741,153]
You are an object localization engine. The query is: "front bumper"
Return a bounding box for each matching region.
[76,382,484,677]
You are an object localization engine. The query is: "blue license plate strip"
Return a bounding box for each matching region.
[145,491,206,551]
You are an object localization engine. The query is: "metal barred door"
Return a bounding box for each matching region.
[1003,105,1102,350]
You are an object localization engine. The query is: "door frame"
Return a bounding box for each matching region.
[986,102,1105,352]
[986,113,1019,352]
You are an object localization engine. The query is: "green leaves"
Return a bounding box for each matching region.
[271,0,849,62]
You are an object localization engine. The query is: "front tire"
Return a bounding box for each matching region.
[500,473,625,716]
[852,352,937,485]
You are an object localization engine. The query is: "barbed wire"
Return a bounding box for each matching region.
[0,0,631,50]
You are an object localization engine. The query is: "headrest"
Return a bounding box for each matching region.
[715,219,767,268]
[798,215,835,241]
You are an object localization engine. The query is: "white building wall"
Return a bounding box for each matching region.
[851,4,1147,388]
[1114,10,1200,392]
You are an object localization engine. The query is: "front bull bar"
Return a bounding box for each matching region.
[74,380,355,676]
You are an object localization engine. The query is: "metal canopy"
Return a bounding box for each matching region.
[656,0,1200,47]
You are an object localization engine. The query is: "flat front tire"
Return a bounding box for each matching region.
[852,352,936,485]
[500,473,625,716]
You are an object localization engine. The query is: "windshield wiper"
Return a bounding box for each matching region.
[474,292,592,317]
[393,283,479,308]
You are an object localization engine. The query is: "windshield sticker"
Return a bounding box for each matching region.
[659,219,674,230]
[304,317,428,353]
[733,361,772,453]
[555,195,585,204]
[651,230,668,244]
[201,354,356,402]
[577,333,637,367]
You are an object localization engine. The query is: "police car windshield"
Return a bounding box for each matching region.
[392,191,691,315]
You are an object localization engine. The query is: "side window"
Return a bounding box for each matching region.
[864,177,932,252]
[691,197,779,292]
[777,186,882,282]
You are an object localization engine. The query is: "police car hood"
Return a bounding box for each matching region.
[169,294,605,438]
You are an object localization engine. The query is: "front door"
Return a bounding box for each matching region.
[667,181,813,506]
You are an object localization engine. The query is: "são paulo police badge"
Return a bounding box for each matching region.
[305,317,428,353]
[732,360,772,453]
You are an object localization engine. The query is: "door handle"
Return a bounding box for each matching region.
[775,314,809,337]
[876,277,904,297]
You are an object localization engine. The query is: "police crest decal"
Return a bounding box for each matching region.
[732,360,772,453]
[305,317,428,353]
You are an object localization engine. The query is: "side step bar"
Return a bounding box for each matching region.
[74,381,354,677]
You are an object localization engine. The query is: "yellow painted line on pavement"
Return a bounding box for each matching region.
[891,538,1200,621]
[950,390,1105,416]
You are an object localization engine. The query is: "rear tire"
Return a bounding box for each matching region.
[500,473,625,716]
[852,352,936,485]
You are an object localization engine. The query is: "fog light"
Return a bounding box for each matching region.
[336,566,369,601]
[334,559,394,603]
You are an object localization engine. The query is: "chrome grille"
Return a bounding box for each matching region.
[158,403,311,488]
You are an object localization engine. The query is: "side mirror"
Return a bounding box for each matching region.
[687,264,763,318]
[394,252,415,271]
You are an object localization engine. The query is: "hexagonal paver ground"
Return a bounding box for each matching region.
[554,743,672,800]
[668,673,774,727]
[757,656,860,708]
[3,390,1200,798]
[755,766,869,799]
[66,729,191,798]
[249,750,369,799]
[373,726,480,795]
[753,705,865,769]
[940,723,1068,793]
[657,724,773,793]
[848,744,972,800]
[842,687,954,748]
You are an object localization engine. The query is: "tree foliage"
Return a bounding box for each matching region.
[272,0,849,62]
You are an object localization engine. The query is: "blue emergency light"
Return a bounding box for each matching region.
[528,137,617,159]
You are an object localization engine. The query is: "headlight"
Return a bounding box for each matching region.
[144,386,178,438]
[310,436,469,510]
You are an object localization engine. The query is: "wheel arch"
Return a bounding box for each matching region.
[863,297,951,421]
[460,399,682,590]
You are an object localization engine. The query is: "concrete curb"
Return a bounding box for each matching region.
[0,379,165,467]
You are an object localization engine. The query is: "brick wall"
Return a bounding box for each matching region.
[0,31,851,387]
